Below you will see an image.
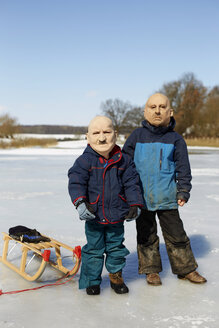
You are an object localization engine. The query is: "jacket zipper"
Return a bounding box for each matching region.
[160,149,163,170]
[102,153,122,223]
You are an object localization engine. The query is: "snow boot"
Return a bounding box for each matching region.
[109,272,129,294]
[178,271,207,284]
[86,285,100,295]
[146,273,162,286]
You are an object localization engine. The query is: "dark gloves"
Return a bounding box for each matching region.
[124,206,141,222]
[75,199,96,221]
[177,190,190,203]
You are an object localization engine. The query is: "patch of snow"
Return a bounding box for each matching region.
[191,168,219,176]
[206,194,219,202]
[211,248,219,253]
[14,133,86,140]
[0,191,53,200]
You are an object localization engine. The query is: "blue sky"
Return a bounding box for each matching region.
[0,0,219,126]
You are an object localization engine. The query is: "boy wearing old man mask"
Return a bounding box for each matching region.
[123,93,206,286]
[68,116,144,295]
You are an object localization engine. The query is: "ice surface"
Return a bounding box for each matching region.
[0,142,219,328]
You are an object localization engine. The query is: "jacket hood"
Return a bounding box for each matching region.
[142,116,176,134]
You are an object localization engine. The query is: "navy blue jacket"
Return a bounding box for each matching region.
[122,118,192,211]
[68,144,144,224]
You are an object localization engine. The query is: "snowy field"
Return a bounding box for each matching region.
[0,140,219,328]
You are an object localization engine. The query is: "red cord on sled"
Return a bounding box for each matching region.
[0,250,81,296]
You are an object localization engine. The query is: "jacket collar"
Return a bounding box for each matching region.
[142,116,176,135]
[85,144,122,162]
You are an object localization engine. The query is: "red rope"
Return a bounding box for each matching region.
[0,258,81,296]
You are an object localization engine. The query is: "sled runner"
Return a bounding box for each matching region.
[0,232,81,282]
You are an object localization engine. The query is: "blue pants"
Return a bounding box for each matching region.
[79,221,129,289]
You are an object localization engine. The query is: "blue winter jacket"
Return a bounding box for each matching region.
[68,144,144,224]
[122,118,192,211]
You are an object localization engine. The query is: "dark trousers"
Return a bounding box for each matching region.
[136,209,198,276]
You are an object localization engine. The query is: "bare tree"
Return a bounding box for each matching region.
[0,114,19,138]
[199,87,219,137]
[100,74,217,138]
[159,73,207,136]
[101,98,132,132]
[125,106,144,129]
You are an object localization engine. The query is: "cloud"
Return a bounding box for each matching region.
[85,90,98,98]
[0,105,7,113]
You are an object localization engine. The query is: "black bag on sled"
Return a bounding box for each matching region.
[9,225,50,243]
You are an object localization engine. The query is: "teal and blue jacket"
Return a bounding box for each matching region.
[122,118,192,211]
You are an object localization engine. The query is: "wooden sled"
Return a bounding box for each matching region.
[0,232,81,282]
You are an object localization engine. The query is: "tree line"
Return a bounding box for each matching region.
[101,73,219,137]
[18,125,87,135]
[0,72,218,138]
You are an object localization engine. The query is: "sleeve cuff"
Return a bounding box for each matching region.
[177,191,190,202]
[73,196,86,206]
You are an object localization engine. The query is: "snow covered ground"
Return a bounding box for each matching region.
[0,140,218,328]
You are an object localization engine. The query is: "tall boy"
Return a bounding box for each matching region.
[68,116,144,295]
[123,93,206,285]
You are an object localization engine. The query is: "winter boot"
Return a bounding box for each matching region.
[86,285,100,295]
[178,271,207,284]
[146,273,162,286]
[109,271,129,294]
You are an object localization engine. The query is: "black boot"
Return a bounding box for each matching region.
[86,285,100,295]
[109,272,129,294]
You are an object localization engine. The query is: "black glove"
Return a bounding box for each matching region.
[124,206,141,222]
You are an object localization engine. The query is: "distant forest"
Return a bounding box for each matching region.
[1,72,218,139]
[18,125,88,134]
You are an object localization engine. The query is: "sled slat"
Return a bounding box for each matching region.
[0,232,81,281]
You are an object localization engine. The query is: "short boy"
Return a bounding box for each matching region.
[68,116,144,295]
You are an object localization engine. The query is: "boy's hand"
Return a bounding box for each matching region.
[125,206,141,222]
[178,199,186,207]
[75,199,96,221]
